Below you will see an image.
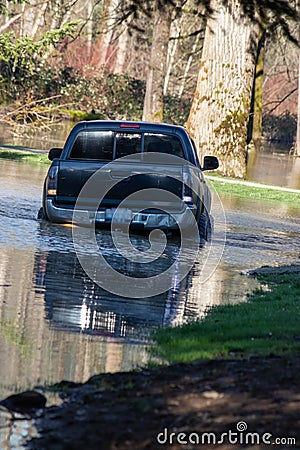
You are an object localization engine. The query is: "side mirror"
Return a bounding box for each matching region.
[48,148,63,161]
[203,155,219,171]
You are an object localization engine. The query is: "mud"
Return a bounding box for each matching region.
[25,355,300,450]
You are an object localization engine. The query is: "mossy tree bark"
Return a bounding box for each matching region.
[186,0,260,178]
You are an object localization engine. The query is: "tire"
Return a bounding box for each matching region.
[37,207,48,221]
[198,213,207,243]
[206,214,214,242]
[38,184,50,221]
[198,211,214,243]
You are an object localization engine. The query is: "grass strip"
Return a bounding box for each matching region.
[152,271,300,363]
[0,148,49,164]
[210,178,300,209]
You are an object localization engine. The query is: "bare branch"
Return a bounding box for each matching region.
[0,13,21,33]
[265,87,298,114]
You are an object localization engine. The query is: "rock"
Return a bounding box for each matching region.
[0,390,46,414]
[202,390,224,399]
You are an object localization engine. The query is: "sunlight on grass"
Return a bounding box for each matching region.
[210,178,300,209]
[153,272,300,363]
[0,148,49,164]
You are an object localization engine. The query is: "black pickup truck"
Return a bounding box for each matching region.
[39,120,218,240]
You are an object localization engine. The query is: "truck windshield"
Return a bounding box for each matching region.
[68,131,184,160]
[115,133,142,159]
[69,131,114,160]
[144,134,184,158]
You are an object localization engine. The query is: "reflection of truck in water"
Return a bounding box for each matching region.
[34,242,196,341]
[38,120,218,239]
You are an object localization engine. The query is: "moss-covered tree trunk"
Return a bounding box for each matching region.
[142,4,172,123]
[186,0,259,178]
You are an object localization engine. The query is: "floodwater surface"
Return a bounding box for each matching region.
[0,159,299,449]
[1,121,300,189]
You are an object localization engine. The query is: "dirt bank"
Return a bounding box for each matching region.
[26,355,300,449]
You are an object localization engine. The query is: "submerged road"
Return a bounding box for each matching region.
[0,158,299,398]
[0,157,299,449]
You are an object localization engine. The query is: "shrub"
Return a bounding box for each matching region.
[262,111,297,146]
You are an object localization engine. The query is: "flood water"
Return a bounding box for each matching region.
[0,126,300,449]
[0,122,300,189]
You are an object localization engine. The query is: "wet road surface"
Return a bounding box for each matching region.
[0,160,299,386]
[0,159,299,448]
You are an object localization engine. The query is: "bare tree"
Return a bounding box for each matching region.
[90,0,121,68]
[142,3,173,122]
[297,54,300,155]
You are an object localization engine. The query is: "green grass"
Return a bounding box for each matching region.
[0,148,49,164]
[210,178,300,209]
[152,272,300,363]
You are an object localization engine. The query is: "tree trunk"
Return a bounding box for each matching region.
[296,0,300,156]
[163,16,182,95]
[248,32,265,146]
[296,53,300,155]
[186,0,259,178]
[85,0,93,61]
[20,2,36,37]
[142,4,172,123]
[90,0,119,68]
[178,33,200,99]
[113,27,129,74]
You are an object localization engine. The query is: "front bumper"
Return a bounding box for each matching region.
[45,198,196,230]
